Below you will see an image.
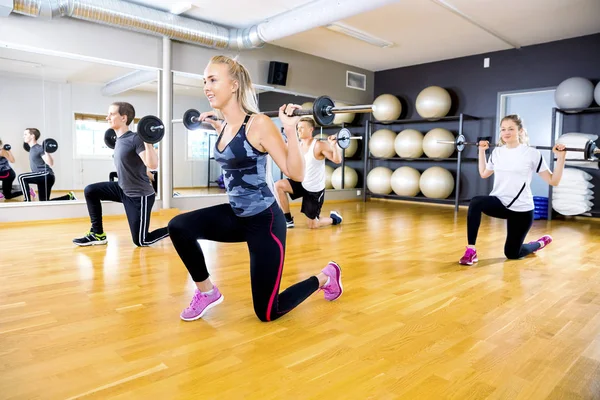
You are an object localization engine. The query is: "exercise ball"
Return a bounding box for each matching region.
[419,166,454,199]
[301,102,314,121]
[367,167,393,195]
[331,166,358,189]
[595,81,600,106]
[555,77,594,111]
[415,86,452,119]
[343,134,359,157]
[369,129,397,158]
[324,164,334,189]
[394,129,423,158]
[422,128,455,158]
[333,101,355,125]
[391,167,421,197]
[372,94,402,121]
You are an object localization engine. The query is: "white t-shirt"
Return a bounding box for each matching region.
[486,144,548,212]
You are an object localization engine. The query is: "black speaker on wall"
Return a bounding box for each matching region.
[267,61,288,86]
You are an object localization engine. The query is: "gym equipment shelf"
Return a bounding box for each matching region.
[364,113,480,212]
[549,106,600,221]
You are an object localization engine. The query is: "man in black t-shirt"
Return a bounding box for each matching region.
[73,102,169,247]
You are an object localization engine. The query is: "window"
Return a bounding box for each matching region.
[187,129,217,160]
[74,113,140,158]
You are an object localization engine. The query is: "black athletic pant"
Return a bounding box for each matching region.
[467,195,540,259]
[18,171,71,201]
[0,168,23,199]
[168,202,320,322]
[84,181,169,247]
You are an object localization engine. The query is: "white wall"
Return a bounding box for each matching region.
[0,73,159,190]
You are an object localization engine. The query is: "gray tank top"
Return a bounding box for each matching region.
[213,114,275,217]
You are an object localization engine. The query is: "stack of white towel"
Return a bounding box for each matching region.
[552,133,597,215]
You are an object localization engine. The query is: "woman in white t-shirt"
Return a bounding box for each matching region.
[459,114,567,265]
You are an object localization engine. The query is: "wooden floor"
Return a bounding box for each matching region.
[1,200,600,399]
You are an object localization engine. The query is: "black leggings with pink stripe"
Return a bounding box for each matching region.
[168,201,319,322]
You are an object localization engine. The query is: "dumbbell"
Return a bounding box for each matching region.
[104,115,165,150]
[23,138,59,153]
[2,144,11,151]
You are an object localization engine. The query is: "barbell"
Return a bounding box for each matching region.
[104,115,165,150]
[437,134,600,160]
[23,138,59,154]
[314,128,363,149]
[183,94,386,129]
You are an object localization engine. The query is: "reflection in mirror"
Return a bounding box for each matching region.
[0,46,160,206]
[171,73,325,199]
[172,72,225,198]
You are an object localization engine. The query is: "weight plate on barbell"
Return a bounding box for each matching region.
[183,109,202,131]
[312,95,335,126]
[137,115,165,144]
[104,128,117,150]
[456,134,466,152]
[337,128,352,150]
[44,138,58,153]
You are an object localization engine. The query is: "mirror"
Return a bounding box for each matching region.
[0,46,160,206]
[171,71,361,199]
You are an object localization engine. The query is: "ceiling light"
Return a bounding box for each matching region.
[325,22,394,48]
[169,2,193,15]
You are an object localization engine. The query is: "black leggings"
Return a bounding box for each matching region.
[84,181,169,247]
[18,171,71,201]
[168,202,320,322]
[0,168,23,199]
[468,196,540,259]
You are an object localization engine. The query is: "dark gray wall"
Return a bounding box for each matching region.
[374,33,600,213]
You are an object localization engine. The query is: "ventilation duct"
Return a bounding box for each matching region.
[7,0,398,50]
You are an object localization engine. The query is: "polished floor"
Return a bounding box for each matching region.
[1,200,599,399]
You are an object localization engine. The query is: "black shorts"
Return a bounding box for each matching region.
[287,179,325,220]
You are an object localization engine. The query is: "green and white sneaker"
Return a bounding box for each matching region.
[73,231,107,246]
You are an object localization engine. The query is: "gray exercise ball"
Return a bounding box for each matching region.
[422,128,455,158]
[555,77,594,111]
[415,86,452,119]
[324,165,334,189]
[595,81,600,106]
[331,166,358,190]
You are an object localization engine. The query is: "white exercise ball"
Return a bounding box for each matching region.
[372,94,402,121]
[324,164,334,189]
[595,81,600,106]
[415,86,452,119]
[343,135,359,158]
[391,167,421,197]
[367,167,393,195]
[301,102,314,121]
[333,101,355,125]
[419,167,454,199]
[422,128,455,158]
[369,129,397,158]
[394,129,423,158]
[555,77,594,111]
[331,166,358,190]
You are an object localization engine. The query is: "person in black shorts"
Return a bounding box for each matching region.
[72,102,169,247]
[274,117,343,229]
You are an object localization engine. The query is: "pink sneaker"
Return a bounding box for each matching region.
[320,261,343,301]
[530,235,552,253]
[459,247,478,265]
[0,192,4,200]
[180,286,224,321]
[29,188,36,199]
